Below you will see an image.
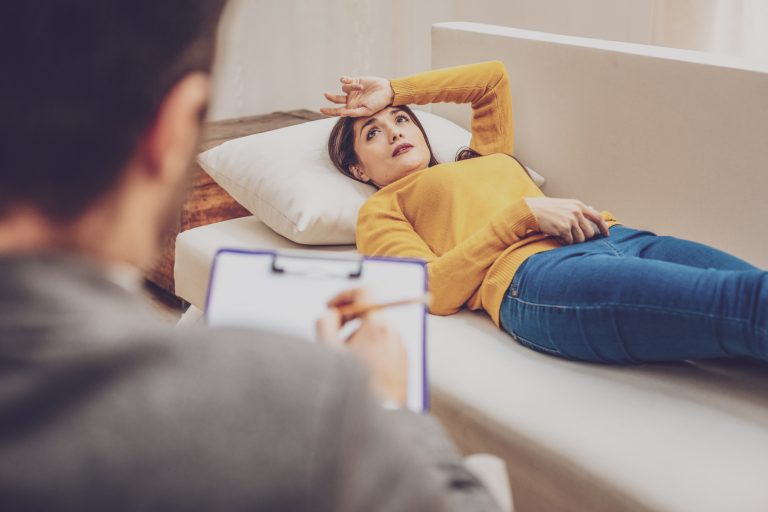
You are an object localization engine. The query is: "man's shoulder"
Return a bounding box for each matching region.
[126,323,363,413]
[1,321,368,510]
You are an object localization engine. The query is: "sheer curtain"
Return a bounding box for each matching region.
[740,1,768,63]
[652,0,768,64]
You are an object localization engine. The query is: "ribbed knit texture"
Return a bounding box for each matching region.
[356,61,619,326]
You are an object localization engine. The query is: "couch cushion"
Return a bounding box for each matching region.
[174,216,355,309]
[175,216,768,512]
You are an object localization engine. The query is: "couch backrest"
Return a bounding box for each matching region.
[431,22,768,268]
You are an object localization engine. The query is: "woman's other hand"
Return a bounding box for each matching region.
[524,197,610,245]
[320,76,394,117]
[316,288,408,406]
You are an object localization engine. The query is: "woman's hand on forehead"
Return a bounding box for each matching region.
[321,75,394,118]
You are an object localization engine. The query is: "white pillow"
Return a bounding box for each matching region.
[197,110,545,245]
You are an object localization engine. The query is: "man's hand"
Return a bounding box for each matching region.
[316,288,408,406]
[524,197,610,245]
[320,76,394,118]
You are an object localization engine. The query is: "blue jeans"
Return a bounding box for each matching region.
[499,226,768,364]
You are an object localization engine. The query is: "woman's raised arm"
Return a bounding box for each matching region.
[321,75,393,118]
[322,61,513,156]
[390,61,513,155]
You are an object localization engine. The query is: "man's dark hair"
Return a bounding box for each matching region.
[0,0,226,221]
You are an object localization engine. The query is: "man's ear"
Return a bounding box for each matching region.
[140,72,211,183]
[349,164,370,183]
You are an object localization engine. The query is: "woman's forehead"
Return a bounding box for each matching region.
[353,107,406,130]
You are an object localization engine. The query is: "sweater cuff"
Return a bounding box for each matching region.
[390,77,420,106]
[489,198,540,246]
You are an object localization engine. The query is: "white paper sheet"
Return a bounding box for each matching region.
[205,249,428,412]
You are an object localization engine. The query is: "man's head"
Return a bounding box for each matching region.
[0,0,226,266]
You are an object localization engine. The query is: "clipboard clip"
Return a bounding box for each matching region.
[270,251,363,279]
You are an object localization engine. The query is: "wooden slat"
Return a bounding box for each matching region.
[200,110,325,151]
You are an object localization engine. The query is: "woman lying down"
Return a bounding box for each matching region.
[320,60,767,365]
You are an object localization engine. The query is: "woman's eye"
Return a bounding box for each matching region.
[366,128,379,141]
[396,115,409,123]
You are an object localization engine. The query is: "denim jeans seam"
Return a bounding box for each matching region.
[604,313,644,364]
[508,296,752,326]
[506,257,534,299]
[508,329,562,356]
[600,239,624,257]
[507,298,764,361]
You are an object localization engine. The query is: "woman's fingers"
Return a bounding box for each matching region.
[341,83,363,94]
[576,211,595,239]
[320,106,347,117]
[320,105,371,118]
[559,222,574,244]
[524,196,610,244]
[324,92,347,104]
[323,78,363,112]
[583,206,610,236]
[339,106,370,118]
[570,220,586,244]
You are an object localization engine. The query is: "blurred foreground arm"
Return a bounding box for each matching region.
[317,289,503,511]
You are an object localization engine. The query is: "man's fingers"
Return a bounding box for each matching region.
[316,309,344,348]
[327,289,360,308]
[324,92,347,104]
[327,287,370,308]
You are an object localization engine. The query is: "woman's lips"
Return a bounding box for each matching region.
[392,143,413,157]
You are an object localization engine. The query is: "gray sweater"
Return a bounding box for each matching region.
[0,254,500,511]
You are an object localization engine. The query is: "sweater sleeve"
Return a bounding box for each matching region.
[357,198,539,315]
[390,60,513,156]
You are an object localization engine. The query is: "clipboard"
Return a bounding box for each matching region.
[204,248,429,412]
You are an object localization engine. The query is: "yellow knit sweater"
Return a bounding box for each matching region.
[356,61,619,326]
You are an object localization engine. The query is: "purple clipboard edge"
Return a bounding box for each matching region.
[204,247,430,413]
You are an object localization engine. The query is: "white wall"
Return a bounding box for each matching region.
[209,0,767,120]
[210,0,453,120]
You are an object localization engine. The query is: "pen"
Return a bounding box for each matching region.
[336,293,432,321]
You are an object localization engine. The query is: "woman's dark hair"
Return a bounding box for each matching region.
[0,0,226,221]
[328,106,439,185]
[328,106,532,185]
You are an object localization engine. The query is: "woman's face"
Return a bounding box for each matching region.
[350,107,431,187]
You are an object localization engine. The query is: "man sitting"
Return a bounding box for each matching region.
[0,1,500,510]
